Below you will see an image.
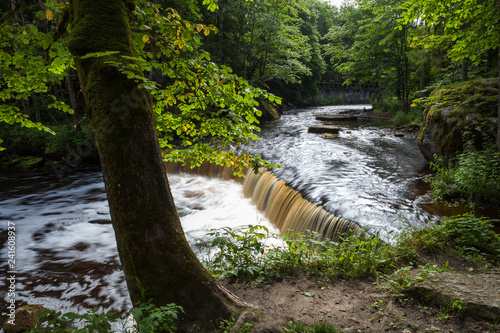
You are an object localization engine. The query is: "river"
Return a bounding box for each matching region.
[244,105,433,238]
[0,104,434,318]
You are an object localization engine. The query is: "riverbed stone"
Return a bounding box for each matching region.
[2,304,48,333]
[409,272,500,321]
[259,100,281,120]
[417,78,498,160]
[308,125,341,134]
[316,115,358,121]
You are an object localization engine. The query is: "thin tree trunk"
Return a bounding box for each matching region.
[21,97,32,121]
[10,0,17,21]
[68,0,243,328]
[497,46,500,152]
[65,68,79,129]
[37,92,58,124]
[402,25,410,112]
[461,58,468,81]
[218,0,225,63]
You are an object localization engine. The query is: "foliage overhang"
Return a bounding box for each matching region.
[0,0,282,175]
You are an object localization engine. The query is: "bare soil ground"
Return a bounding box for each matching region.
[227,274,498,333]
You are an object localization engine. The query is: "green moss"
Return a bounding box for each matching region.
[258,100,281,120]
[419,78,498,157]
[428,78,498,117]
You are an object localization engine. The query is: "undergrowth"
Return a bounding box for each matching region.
[308,95,351,106]
[391,108,423,126]
[199,225,395,283]
[426,141,500,207]
[29,302,183,333]
[200,214,499,284]
[371,98,423,126]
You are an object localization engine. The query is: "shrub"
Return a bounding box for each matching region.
[29,302,183,333]
[401,214,500,262]
[391,108,423,126]
[29,308,120,333]
[428,142,500,206]
[372,98,406,113]
[128,302,183,333]
[309,95,351,106]
[202,226,394,282]
[0,122,95,161]
[202,225,270,281]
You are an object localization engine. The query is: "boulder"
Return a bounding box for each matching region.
[259,100,281,120]
[2,304,48,333]
[410,272,500,321]
[417,78,498,160]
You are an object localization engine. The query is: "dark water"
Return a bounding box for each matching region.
[0,171,130,316]
[0,104,435,318]
[0,170,276,318]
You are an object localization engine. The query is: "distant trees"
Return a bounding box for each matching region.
[202,0,316,104]
[324,0,416,110]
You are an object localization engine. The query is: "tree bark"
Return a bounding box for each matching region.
[461,58,468,82]
[497,46,500,152]
[67,0,242,327]
[65,68,79,129]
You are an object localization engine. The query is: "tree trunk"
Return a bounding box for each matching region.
[497,46,500,152]
[461,58,468,82]
[65,68,80,129]
[67,0,242,327]
[218,0,225,64]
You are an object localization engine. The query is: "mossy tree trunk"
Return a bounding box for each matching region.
[67,0,241,327]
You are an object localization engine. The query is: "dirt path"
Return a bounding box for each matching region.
[227,277,498,332]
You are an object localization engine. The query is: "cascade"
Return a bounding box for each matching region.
[242,167,361,240]
[165,161,243,182]
[167,161,362,241]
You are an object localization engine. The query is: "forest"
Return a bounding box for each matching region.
[1,0,498,139]
[0,0,499,332]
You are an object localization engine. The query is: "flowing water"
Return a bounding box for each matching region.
[0,170,277,317]
[242,105,433,238]
[0,104,434,318]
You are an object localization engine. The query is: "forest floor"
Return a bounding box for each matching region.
[226,254,500,333]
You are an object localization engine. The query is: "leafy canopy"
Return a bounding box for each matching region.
[0,0,74,150]
[399,0,500,64]
[0,0,281,175]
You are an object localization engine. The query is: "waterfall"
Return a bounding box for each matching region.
[165,161,244,183]
[242,168,361,241]
[166,161,362,241]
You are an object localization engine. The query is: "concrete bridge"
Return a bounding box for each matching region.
[317,82,377,102]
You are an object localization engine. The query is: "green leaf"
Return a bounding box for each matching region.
[80,51,120,59]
